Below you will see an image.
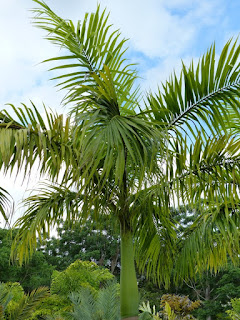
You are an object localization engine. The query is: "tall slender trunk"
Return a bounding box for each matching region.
[120,228,139,320]
[205,281,211,320]
[120,145,138,319]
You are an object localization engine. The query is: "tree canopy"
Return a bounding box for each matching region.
[1,1,240,319]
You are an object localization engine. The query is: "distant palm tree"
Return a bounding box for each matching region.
[1,1,240,319]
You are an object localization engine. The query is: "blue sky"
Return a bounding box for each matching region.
[1,0,240,222]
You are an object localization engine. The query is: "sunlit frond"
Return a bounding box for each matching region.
[146,38,240,137]
[0,103,74,181]
[32,0,138,112]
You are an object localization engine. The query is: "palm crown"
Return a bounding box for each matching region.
[1,1,240,319]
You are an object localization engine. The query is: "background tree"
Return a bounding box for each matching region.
[0,228,54,292]
[29,260,118,320]
[42,216,120,274]
[186,265,240,320]
[50,260,114,298]
[1,1,240,319]
[170,206,240,320]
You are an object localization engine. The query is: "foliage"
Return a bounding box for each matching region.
[160,294,200,319]
[226,298,240,320]
[65,282,120,320]
[139,294,200,320]
[0,282,49,320]
[0,282,13,319]
[139,300,191,320]
[29,294,70,320]
[0,228,54,292]
[139,301,161,319]
[51,260,114,298]
[29,260,116,319]
[3,282,25,314]
[2,0,240,318]
[41,216,120,274]
[6,287,49,320]
[190,265,240,319]
[138,279,165,310]
[0,187,12,225]
[169,207,240,319]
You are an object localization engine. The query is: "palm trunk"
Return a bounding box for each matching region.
[120,228,139,320]
[205,283,211,320]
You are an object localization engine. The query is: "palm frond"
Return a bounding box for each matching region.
[146,38,240,137]
[143,133,240,210]
[95,282,120,320]
[0,187,13,224]
[68,289,96,320]
[174,202,240,282]
[32,0,138,111]
[133,201,177,287]
[0,282,13,318]
[11,183,82,264]
[67,283,120,320]
[8,287,49,320]
[134,133,240,285]
[0,103,73,182]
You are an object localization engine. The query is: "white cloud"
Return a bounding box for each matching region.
[141,55,201,94]
[0,0,230,107]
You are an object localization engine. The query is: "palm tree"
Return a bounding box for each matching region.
[1,1,240,319]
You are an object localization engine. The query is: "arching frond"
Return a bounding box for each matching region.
[143,133,240,210]
[11,183,82,264]
[146,38,240,137]
[134,133,240,285]
[0,103,74,181]
[8,287,49,320]
[0,187,13,224]
[174,202,240,282]
[133,202,177,287]
[134,198,240,287]
[32,0,138,111]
